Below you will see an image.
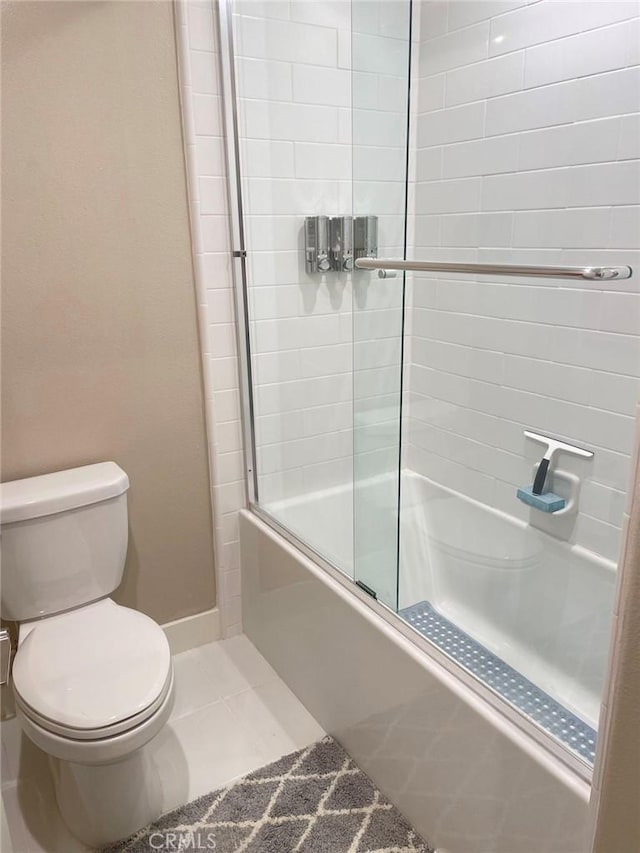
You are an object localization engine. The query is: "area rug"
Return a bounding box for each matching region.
[105,736,433,852]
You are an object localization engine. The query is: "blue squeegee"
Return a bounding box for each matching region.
[516,431,593,514]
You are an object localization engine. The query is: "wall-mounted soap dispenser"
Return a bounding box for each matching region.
[304,215,331,273]
[354,215,378,262]
[304,215,377,273]
[330,216,353,272]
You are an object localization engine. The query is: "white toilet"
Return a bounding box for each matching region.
[0,462,175,847]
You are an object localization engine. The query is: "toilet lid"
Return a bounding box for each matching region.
[12,599,171,733]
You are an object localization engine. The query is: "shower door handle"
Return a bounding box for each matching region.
[354,258,633,281]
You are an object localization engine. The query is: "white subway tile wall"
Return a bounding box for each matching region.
[406,0,640,563]
[232,0,411,511]
[177,0,411,623]
[177,0,640,621]
[177,1,244,637]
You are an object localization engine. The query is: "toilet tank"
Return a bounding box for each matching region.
[0,462,130,621]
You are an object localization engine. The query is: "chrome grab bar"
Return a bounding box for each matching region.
[354,258,632,281]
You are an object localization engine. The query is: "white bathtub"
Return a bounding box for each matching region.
[240,506,593,853]
[399,472,616,730]
[266,470,616,730]
[264,472,400,606]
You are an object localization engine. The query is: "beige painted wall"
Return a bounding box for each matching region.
[1,0,216,624]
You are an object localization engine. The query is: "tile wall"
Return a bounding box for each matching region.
[177,0,244,636]
[176,0,412,620]
[232,0,411,510]
[405,0,640,563]
[178,0,640,599]
[178,0,408,624]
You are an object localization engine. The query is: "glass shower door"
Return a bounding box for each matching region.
[351,0,412,609]
[231,0,412,594]
[358,0,640,771]
[227,0,639,772]
[231,0,359,574]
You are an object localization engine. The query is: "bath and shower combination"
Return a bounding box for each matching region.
[220,0,639,784]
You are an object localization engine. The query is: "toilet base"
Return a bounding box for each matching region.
[50,747,164,848]
[15,669,175,847]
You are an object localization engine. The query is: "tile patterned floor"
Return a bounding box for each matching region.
[1,635,325,853]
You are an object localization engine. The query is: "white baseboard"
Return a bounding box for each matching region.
[162,607,221,655]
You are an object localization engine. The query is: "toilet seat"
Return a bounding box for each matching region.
[14,669,173,740]
[12,598,172,740]
[16,668,175,766]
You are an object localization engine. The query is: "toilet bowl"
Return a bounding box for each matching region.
[0,462,175,847]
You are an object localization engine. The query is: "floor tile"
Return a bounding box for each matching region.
[196,635,278,698]
[2,778,90,853]
[225,679,325,765]
[217,635,280,689]
[169,647,225,721]
[153,700,268,808]
[2,796,13,853]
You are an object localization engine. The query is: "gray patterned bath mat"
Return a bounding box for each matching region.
[105,736,432,852]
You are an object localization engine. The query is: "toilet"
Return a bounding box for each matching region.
[0,462,175,847]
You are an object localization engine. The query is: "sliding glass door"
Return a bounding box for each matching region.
[225,0,640,771]
[351,0,412,609]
